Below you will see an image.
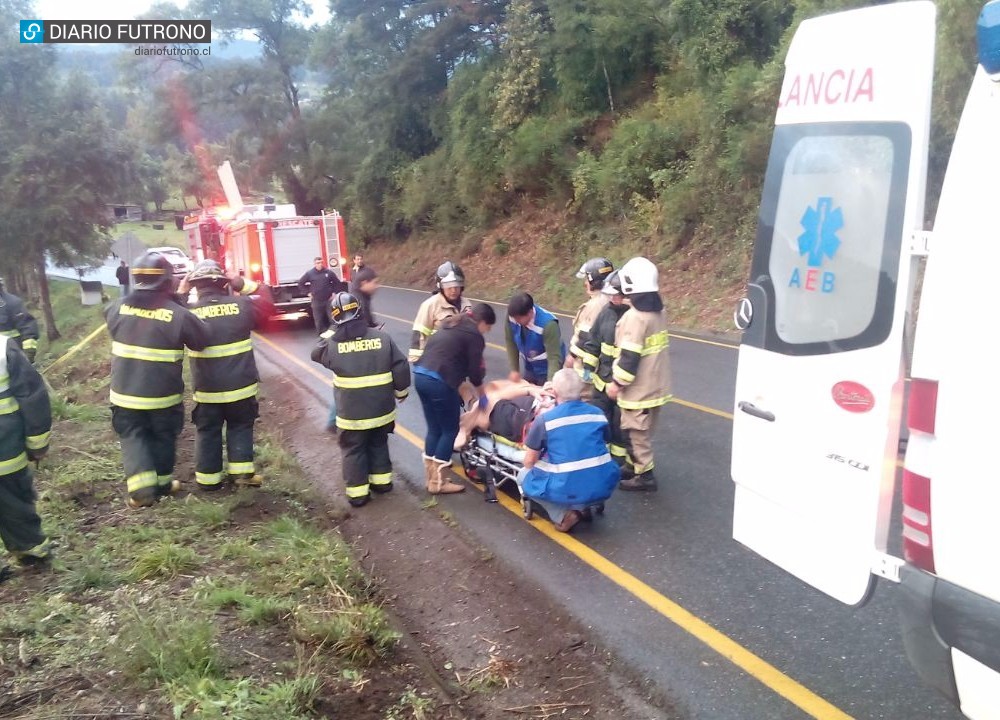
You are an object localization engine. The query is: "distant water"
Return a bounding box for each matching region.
[46,257,119,287]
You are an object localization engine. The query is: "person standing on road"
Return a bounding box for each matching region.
[0,334,53,581]
[183,260,273,491]
[518,369,620,533]
[566,257,614,399]
[104,252,211,508]
[414,303,495,494]
[116,260,130,296]
[582,270,632,472]
[0,277,40,365]
[351,253,366,275]
[505,292,565,386]
[606,257,671,492]
[408,261,472,363]
[298,257,346,335]
[312,292,411,508]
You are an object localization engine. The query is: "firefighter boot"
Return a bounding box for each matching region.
[233,473,263,488]
[429,460,465,495]
[422,455,436,491]
[619,471,657,492]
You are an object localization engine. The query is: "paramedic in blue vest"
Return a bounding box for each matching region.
[505,292,566,386]
[517,369,620,533]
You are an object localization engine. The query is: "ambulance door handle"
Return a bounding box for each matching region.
[738,401,775,422]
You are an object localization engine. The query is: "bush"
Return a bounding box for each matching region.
[503,114,590,198]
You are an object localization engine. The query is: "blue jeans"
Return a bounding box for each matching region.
[414,372,461,463]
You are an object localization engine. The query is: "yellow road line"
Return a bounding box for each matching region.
[42,324,108,375]
[378,284,739,350]
[251,331,851,719]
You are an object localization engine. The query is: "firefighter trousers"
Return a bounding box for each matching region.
[338,423,393,503]
[111,405,185,504]
[619,406,661,476]
[192,397,259,488]
[0,466,47,556]
[589,390,634,473]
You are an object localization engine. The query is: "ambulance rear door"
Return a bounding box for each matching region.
[730,1,935,605]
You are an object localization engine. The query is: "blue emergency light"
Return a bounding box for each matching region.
[980,0,1000,74]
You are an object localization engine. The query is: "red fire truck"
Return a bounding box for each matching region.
[183,203,350,317]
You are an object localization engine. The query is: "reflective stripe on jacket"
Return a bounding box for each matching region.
[0,291,40,352]
[409,292,471,361]
[188,287,271,404]
[569,294,609,378]
[521,400,619,506]
[312,325,411,431]
[508,305,564,381]
[582,301,629,393]
[612,308,672,410]
[0,336,51,475]
[104,294,211,410]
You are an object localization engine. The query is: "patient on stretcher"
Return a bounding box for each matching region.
[455,380,555,450]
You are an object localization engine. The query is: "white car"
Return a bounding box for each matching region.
[148,246,194,275]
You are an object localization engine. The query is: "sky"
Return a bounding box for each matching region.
[32,0,331,27]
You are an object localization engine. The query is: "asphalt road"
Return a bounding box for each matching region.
[253,284,963,720]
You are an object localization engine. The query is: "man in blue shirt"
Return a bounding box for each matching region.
[518,369,620,532]
[505,292,566,386]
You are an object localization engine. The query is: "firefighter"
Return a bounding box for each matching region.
[104,251,211,508]
[581,270,633,472]
[505,292,565,385]
[606,257,672,491]
[0,334,52,581]
[566,257,614,398]
[312,292,411,507]
[408,261,472,363]
[0,277,40,364]
[183,260,273,490]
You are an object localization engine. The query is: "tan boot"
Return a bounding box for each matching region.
[422,455,436,491]
[430,460,465,494]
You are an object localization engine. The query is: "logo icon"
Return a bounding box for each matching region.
[20,20,43,43]
[798,197,843,268]
[831,381,875,413]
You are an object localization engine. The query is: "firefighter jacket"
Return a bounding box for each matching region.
[581,301,630,393]
[568,293,609,380]
[312,321,411,431]
[409,292,472,362]
[0,336,51,477]
[187,282,271,404]
[104,292,211,410]
[521,400,619,506]
[0,291,40,359]
[611,303,672,411]
[505,305,566,382]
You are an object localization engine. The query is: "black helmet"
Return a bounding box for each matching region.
[600,269,623,296]
[131,251,174,291]
[329,291,362,325]
[436,261,465,290]
[575,257,614,289]
[188,259,229,288]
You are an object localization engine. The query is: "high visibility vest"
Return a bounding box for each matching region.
[521,400,620,506]
[0,336,51,476]
[509,305,564,381]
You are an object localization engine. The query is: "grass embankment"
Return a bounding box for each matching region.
[0,280,433,719]
[361,205,747,334]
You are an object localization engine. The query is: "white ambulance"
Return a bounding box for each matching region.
[730,1,1000,718]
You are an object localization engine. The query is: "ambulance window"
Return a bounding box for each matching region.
[754,124,910,355]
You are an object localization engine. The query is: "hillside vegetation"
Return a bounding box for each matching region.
[0,1,982,333]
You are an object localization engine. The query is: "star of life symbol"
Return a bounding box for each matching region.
[798,197,843,268]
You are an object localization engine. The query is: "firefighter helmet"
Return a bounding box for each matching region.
[618,257,659,295]
[600,269,624,296]
[188,259,229,288]
[436,261,465,290]
[131,251,174,291]
[575,257,614,289]
[329,291,362,325]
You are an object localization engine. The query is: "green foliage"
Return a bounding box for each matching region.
[505,114,590,198]
[295,603,401,664]
[117,612,223,685]
[129,541,202,580]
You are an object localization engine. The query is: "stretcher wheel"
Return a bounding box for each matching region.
[522,497,533,520]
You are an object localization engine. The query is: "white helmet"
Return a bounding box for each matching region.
[618,257,659,295]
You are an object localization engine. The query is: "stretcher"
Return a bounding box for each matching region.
[459,429,606,521]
